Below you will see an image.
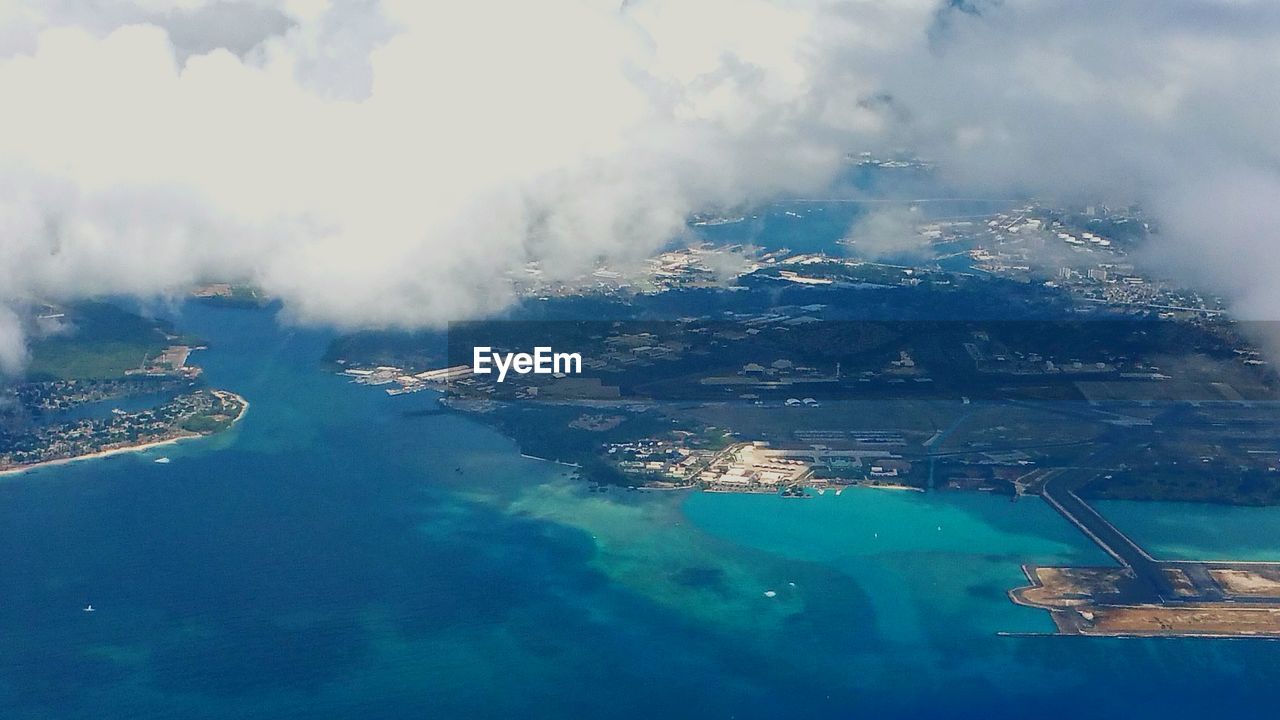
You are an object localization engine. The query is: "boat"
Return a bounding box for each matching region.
[154,457,171,464]
[83,605,95,613]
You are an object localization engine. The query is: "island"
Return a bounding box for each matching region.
[328,198,1280,638]
[0,302,248,475]
[328,210,1276,501]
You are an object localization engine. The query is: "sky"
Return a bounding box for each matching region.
[0,0,1277,372]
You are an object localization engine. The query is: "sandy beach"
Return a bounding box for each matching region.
[0,391,249,478]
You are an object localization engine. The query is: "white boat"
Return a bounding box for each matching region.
[154,457,171,464]
[83,605,95,613]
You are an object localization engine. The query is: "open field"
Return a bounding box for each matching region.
[1085,605,1280,637]
[1210,569,1280,597]
[681,399,961,439]
[1012,565,1280,637]
[1014,567,1128,609]
[1162,568,1199,597]
[27,302,177,380]
[937,404,1107,451]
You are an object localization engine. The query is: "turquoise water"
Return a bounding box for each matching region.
[1096,500,1280,561]
[2,302,1279,719]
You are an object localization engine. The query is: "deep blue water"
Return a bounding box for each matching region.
[2,302,1279,719]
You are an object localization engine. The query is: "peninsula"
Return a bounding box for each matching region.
[0,303,249,475]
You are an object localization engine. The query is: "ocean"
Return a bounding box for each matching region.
[2,301,1278,719]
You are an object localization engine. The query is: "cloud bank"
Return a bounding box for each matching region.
[0,0,1278,372]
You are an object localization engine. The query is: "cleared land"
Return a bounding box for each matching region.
[1012,564,1280,638]
[1210,569,1280,597]
[1162,568,1199,598]
[1015,567,1127,609]
[27,302,178,380]
[1086,605,1280,637]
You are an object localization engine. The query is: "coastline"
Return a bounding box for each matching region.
[519,453,582,468]
[0,391,249,479]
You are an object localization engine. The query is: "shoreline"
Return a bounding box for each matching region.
[0,391,249,479]
[519,453,582,468]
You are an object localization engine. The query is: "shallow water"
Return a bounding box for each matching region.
[2,302,1278,719]
[1096,499,1280,561]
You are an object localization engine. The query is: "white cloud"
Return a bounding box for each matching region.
[0,0,859,344]
[0,0,1278,372]
[841,206,929,260]
[0,307,29,375]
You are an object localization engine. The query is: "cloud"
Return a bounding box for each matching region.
[0,0,1278,372]
[0,307,29,375]
[868,0,1280,316]
[841,206,929,260]
[0,1,296,59]
[0,0,857,340]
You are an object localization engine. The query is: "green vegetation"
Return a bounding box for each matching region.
[484,404,701,485]
[324,329,445,370]
[27,303,173,380]
[1083,469,1280,506]
[180,414,234,434]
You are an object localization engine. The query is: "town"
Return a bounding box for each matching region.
[331,200,1275,504]
[0,305,248,475]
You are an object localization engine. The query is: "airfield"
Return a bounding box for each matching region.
[1010,437,1280,639]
